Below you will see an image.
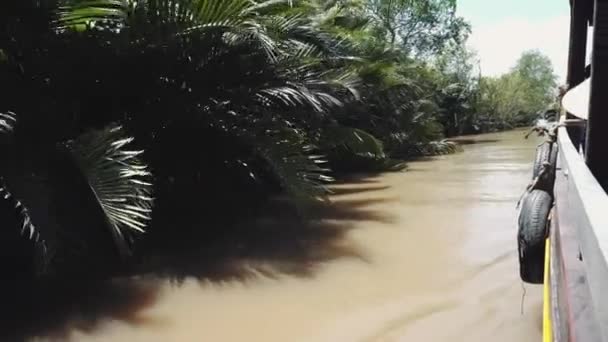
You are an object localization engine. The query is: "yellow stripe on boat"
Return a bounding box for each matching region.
[543,238,552,342]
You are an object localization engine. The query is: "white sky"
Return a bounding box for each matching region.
[457,0,571,82]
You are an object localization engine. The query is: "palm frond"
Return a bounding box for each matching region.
[0,178,42,243]
[322,69,360,100]
[180,0,252,31]
[324,126,386,160]
[57,0,129,28]
[256,85,332,112]
[0,177,49,275]
[69,124,154,256]
[255,128,333,208]
[245,0,294,15]
[285,40,323,60]
[58,0,252,30]
[224,19,280,62]
[255,63,359,112]
[0,112,16,134]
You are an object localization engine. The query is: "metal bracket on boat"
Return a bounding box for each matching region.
[525,118,586,146]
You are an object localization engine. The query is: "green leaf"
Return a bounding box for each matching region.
[255,128,333,208]
[69,125,154,257]
[323,126,386,160]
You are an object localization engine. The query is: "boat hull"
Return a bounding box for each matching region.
[546,127,607,341]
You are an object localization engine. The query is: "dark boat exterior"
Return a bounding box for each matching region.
[532,0,608,341]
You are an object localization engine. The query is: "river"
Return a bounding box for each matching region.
[32,129,543,342]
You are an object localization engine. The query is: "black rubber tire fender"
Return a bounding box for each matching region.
[532,142,554,178]
[518,189,552,284]
[532,142,558,192]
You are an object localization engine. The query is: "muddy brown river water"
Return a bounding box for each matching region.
[33,130,543,342]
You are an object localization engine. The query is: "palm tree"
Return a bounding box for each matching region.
[0,0,365,277]
[0,0,470,279]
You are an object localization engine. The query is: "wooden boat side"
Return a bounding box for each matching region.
[548,127,608,341]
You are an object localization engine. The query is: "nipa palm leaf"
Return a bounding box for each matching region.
[255,127,333,208]
[69,124,154,257]
[324,126,386,160]
[0,176,49,275]
[57,0,129,28]
[58,0,252,31]
[0,178,43,244]
[0,112,43,247]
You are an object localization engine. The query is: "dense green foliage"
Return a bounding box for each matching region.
[473,50,559,132]
[0,0,557,279]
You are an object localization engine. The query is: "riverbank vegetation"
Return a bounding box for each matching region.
[0,0,558,280]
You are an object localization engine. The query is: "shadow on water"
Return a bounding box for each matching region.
[329,185,390,196]
[0,278,162,341]
[332,173,384,185]
[137,194,397,283]
[408,156,438,163]
[2,176,395,341]
[446,138,501,145]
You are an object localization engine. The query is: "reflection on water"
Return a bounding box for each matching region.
[22,130,542,342]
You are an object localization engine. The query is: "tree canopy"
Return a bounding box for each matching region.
[472,49,558,132]
[511,50,559,112]
[367,0,470,56]
[0,0,558,283]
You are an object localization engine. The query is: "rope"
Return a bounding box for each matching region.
[524,118,585,143]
